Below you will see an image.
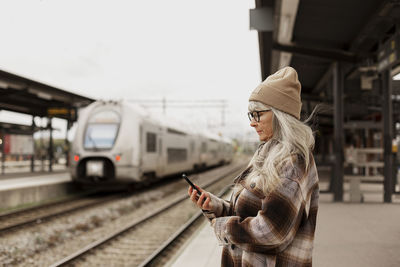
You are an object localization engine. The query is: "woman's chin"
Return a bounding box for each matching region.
[258,135,271,142]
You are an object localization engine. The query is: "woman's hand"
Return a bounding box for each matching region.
[188,185,213,211]
[211,218,216,227]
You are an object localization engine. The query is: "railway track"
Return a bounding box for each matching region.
[0,192,127,234]
[0,170,202,235]
[49,165,242,267]
[138,185,232,267]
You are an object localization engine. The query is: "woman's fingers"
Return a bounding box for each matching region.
[194,184,203,193]
[188,185,212,211]
[188,186,193,196]
[188,186,199,200]
[202,195,211,210]
[197,192,213,211]
[190,189,198,202]
[197,192,206,207]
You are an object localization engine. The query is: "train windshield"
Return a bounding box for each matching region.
[84,110,120,150]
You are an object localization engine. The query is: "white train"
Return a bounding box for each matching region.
[69,100,233,184]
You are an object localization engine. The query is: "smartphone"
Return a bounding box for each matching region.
[182,173,201,196]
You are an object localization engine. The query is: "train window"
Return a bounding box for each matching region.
[167,148,187,163]
[84,110,120,150]
[146,132,157,152]
[84,124,119,150]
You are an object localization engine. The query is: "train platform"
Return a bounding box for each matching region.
[167,184,400,267]
[0,171,73,211]
[0,171,70,191]
[0,169,67,181]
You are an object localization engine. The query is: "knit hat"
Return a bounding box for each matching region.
[249,66,302,119]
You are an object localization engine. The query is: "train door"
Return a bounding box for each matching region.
[156,129,165,176]
[141,123,160,177]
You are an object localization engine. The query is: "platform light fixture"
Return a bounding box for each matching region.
[37,92,53,100]
[0,80,8,89]
[28,87,53,100]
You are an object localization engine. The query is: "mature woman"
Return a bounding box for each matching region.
[188,66,319,266]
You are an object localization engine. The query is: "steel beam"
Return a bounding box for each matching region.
[382,69,393,203]
[344,121,382,130]
[272,43,359,63]
[333,62,344,201]
[260,32,273,79]
[314,63,335,94]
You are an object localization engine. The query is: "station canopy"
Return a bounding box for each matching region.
[0,69,94,121]
[0,122,49,135]
[251,0,400,122]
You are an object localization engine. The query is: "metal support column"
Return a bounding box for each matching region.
[1,131,4,175]
[382,69,393,203]
[65,120,71,167]
[48,118,53,172]
[31,117,35,172]
[333,62,344,201]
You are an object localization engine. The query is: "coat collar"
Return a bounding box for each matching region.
[233,165,252,184]
[233,166,266,199]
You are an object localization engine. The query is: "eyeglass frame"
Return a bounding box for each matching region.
[247,109,272,122]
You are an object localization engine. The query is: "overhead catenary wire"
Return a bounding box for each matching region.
[128,98,227,126]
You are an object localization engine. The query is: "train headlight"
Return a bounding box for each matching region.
[74,155,80,162]
[115,155,121,161]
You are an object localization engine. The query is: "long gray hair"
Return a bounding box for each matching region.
[246,101,317,194]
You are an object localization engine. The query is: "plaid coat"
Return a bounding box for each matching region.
[203,155,319,267]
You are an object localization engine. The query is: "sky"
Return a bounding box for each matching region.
[0,0,261,141]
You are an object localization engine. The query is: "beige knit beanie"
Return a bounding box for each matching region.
[249,66,302,119]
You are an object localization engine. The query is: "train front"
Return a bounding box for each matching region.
[69,102,140,185]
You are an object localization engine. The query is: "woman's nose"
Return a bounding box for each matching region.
[250,120,257,127]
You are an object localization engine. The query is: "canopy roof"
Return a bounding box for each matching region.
[0,69,94,121]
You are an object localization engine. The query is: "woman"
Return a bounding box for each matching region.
[188,66,319,266]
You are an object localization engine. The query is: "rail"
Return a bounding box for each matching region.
[138,184,232,267]
[49,165,242,267]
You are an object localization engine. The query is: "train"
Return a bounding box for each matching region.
[69,100,233,185]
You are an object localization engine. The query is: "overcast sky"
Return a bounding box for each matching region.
[0,0,261,141]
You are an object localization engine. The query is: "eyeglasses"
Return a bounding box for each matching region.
[247,109,271,122]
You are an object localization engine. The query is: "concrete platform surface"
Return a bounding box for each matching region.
[0,168,67,180]
[166,220,221,267]
[314,201,400,267]
[0,172,73,210]
[169,197,400,267]
[0,172,70,191]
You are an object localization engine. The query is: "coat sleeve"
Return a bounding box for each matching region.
[213,176,306,253]
[202,192,232,222]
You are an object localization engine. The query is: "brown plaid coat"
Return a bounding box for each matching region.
[203,155,319,266]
